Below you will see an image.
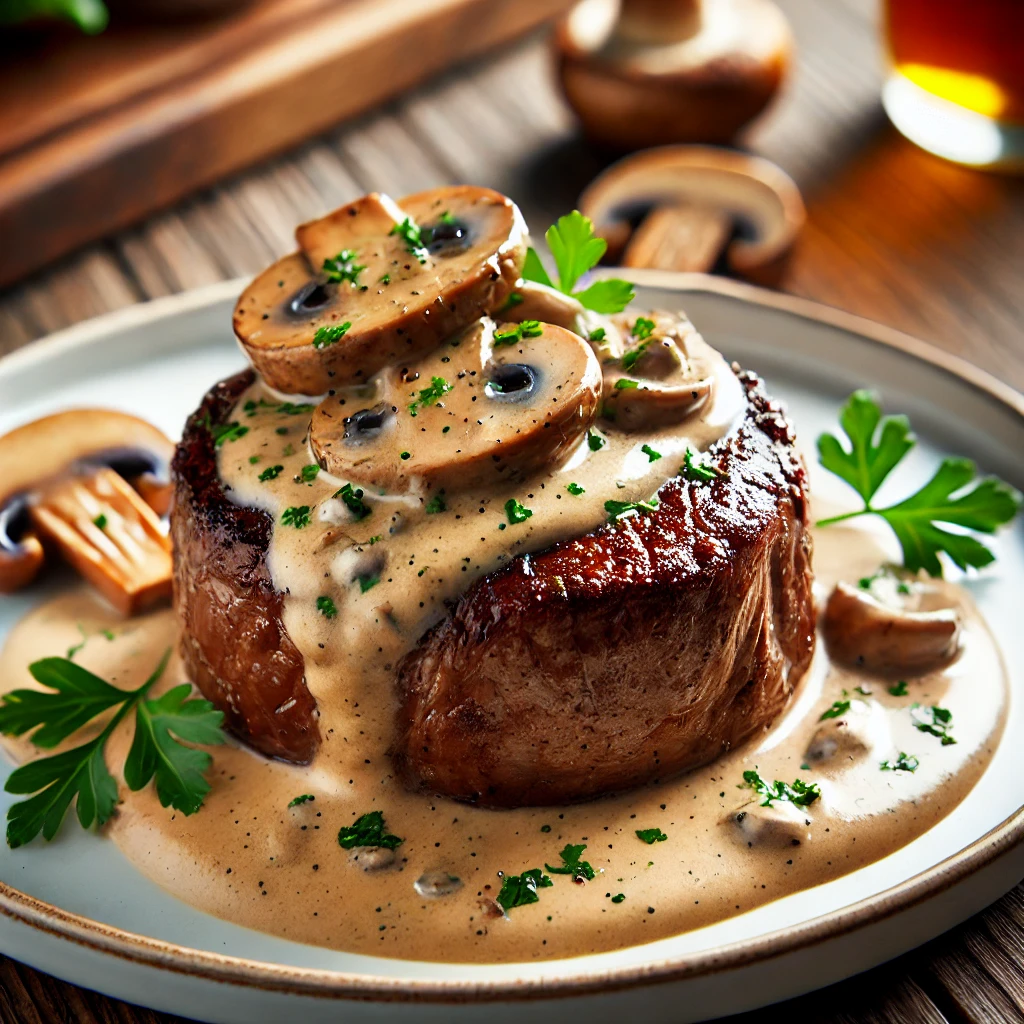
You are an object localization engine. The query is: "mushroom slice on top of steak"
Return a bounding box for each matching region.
[233,186,528,396]
[309,318,602,495]
[0,409,174,613]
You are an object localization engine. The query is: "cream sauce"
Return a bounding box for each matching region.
[0,407,1008,965]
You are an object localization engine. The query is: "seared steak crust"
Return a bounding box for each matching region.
[393,370,815,806]
[171,370,318,763]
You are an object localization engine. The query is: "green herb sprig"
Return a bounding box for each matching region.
[408,376,453,417]
[605,497,659,521]
[337,810,403,850]
[545,843,596,881]
[742,770,820,808]
[635,827,668,845]
[817,391,1021,576]
[322,249,366,286]
[497,867,552,912]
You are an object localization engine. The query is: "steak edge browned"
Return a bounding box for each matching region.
[393,369,815,805]
[171,368,815,801]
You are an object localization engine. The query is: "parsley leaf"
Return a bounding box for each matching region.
[611,893,626,903]
[566,482,585,495]
[497,867,552,911]
[289,794,315,807]
[632,316,656,340]
[316,596,337,619]
[280,506,311,528]
[336,483,371,520]
[889,680,909,697]
[742,770,820,808]
[259,464,284,482]
[605,497,659,521]
[211,421,248,447]
[587,429,606,451]
[545,843,596,881]
[300,464,320,482]
[390,217,428,264]
[322,249,365,286]
[681,447,722,483]
[338,810,403,850]
[357,573,380,593]
[635,827,668,845]
[521,211,634,314]
[313,323,352,349]
[819,699,851,721]
[615,378,640,390]
[641,444,662,462]
[409,376,453,417]
[817,391,1021,576]
[881,752,919,772]
[505,498,533,525]
[910,704,956,745]
[425,492,447,514]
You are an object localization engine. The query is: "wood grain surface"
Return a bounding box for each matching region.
[1,0,1023,1021]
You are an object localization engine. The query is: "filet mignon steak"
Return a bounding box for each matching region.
[171,367,815,804]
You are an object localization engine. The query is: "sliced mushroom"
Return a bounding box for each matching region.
[823,579,962,677]
[805,699,890,772]
[578,146,805,285]
[601,310,714,430]
[0,409,174,612]
[723,800,813,849]
[310,318,601,495]
[234,186,528,395]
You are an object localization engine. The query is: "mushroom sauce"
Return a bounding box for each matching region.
[0,368,1008,962]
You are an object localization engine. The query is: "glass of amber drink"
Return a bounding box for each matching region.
[883,0,1024,170]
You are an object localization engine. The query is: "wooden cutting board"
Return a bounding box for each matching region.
[0,0,571,288]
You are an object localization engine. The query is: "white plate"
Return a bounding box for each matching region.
[1,272,1022,1024]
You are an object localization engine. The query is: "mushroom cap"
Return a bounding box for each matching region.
[234,187,528,395]
[309,318,601,495]
[578,145,805,285]
[0,409,174,595]
[601,310,715,431]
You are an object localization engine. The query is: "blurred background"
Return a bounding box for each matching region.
[0,1,1022,1021]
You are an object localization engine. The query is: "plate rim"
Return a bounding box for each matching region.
[2,271,1022,1004]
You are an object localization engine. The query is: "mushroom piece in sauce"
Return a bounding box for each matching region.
[233,187,528,396]
[823,578,962,677]
[309,317,602,495]
[0,409,174,614]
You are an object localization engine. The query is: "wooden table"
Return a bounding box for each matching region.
[1,1,1022,1021]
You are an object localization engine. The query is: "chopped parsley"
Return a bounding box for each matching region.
[408,376,453,417]
[819,699,851,721]
[635,828,668,845]
[390,217,428,264]
[632,316,656,340]
[501,291,524,310]
[621,340,651,372]
[681,447,721,483]
[496,868,552,912]
[337,810,403,850]
[910,704,956,745]
[605,497,659,521]
[881,752,919,772]
[337,482,371,520]
[817,390,1021,575]
[280,506,311,528]
[379,273,390,285]
[587,429,606,451]
[889,680,909,697]
[614,378,640,390]
[545,843,596,882]
[313,322,352,349]
[357,573,380,593]
[425,492,447,514]
[92,514,107,530]
[540,824,552,833]
[493,320,544,347]
[316,596,337,619]
[742,770,820,808]
[289,794,315,807]
[212,421,249,446]
[641,444,662,462]
[505,498,533,525]
[322,249,365,286]
[300,464,320,482]
[400,451,411,461]
[566,482,585,496]
[277,401,315,416]
[259,465,284,482]
[588,327,606,342]
[611,893,626,904]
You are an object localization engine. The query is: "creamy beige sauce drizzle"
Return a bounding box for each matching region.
[0,413,1008,964]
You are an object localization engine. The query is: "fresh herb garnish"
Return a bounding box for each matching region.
[497,868,552,912]
[289,794,315,807]
[322,249,366,286]
[614,378,639,390]
[502,291,524,310]
[493,320,544,347]
[409,376,453,417]
[889,680,909,697]
[212,421,249,446]
[400,451,411,461]
[910,704,956,745]
[641,444,662,462]
[819,699,851,721]
[817,390,1021,576]
[587,429,606,451]
[92,514,107,530]
[337,810,403,850]
[277,401,315,416]
[632,317,656,340]
[0,650,224,848]
[505,498,533,525]
[316,596,337,619]
[588,327,606,343]
[621,340,651,373]
[605,497,659,521]
[881,752,919,772]
[742,770,820,808]
[337,482,371,520]
[390,217,428,264]
[425,492,447,514]
[635,827,668,845]
[259,464,284,482]
[357,573,380,593]
[611,893,626,904]
[681,447,721,483]
[521,211,634,314]
[300,464,320,482]
[313,322,352,349]
[280,506,311,528]
[566,482,585,495]
[545,843,596,882]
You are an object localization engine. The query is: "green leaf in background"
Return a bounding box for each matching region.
[0,0,108,33]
